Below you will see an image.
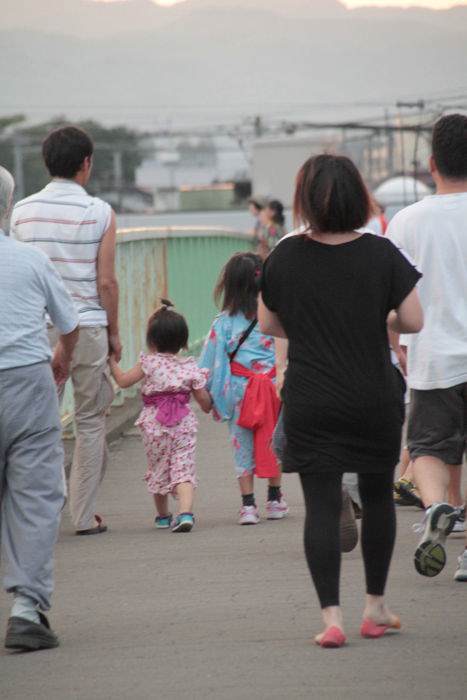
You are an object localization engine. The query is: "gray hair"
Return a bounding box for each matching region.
[0,166,15,224]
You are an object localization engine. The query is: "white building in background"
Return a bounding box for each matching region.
[252,134,334,206]
[136,136,249,211]
[374,176,433,220]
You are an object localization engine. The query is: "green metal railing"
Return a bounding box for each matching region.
[61,226,252,423]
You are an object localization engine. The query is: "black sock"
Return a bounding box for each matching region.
[268,486,282,502]
[242,493,256,507]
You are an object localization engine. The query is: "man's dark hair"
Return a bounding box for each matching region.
[294,154,370,234]
[146,300,189,354]
[432,114,467,180]
[215,252,262,319]
[42,126,94,179]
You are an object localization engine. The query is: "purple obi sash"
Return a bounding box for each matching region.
[142,391,190,427]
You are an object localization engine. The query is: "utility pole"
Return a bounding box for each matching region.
[367,133,374,186]
[385,109,394,178]
[13,134,25,201]
[253,116,264,139]
[113,150,123,212]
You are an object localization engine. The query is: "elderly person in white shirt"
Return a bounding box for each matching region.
[0,166,79,652]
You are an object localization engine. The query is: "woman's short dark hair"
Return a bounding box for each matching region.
[267,199,285,226]
[146,299,189,354]
[432,114,467,180]
[294,154,371,234]
[214,252,262,319]
[42,126,94,179]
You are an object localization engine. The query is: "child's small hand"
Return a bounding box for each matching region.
[193,388,212,414]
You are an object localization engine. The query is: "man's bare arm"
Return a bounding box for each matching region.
[52,326,79,387]
[97,210,121,361]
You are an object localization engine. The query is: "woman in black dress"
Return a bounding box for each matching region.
[259,155,423,648]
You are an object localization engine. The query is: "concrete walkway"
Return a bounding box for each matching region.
[1,410,466,700]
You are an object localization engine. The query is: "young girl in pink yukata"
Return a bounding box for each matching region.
[110,300,211,532]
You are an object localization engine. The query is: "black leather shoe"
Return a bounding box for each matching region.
[5,612,59,652]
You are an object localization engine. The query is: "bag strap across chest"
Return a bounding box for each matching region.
[228,319,258,363]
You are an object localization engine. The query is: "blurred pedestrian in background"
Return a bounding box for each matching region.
[248,196,267,238]
[256,199,287,259]
[366,199,388,236]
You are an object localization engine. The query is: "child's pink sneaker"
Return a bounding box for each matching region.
[238,505,260,525]
[266,498,289,520]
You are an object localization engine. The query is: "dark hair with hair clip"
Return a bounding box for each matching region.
[214,252,263,319]
[146,298,189,354]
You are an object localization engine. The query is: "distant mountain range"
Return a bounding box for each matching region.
[3,0,467,37]
[1,0,467,127]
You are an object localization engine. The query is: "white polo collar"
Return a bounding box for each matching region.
[44,179,87,195]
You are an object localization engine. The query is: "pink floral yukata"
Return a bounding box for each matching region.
[135,352,209,496]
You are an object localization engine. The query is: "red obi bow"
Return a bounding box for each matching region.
[230,362,281,478]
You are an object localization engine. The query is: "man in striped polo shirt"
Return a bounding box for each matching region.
[11,126,121,536]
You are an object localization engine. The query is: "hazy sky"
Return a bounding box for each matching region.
[344,0,466,7]
[153,0,466,7]
[155,0,465,9]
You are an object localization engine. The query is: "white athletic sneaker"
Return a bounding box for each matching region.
[449,506,465,534]
[266,498,289,520]
[454,549,467,582]
[238,505,260,526]
[413,503,459,577]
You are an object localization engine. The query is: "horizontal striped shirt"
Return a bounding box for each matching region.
[11,180,112,327]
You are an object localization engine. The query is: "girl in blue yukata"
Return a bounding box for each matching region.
[199,252,288,525]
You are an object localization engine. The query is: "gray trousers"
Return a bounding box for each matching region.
[0,362,64,611]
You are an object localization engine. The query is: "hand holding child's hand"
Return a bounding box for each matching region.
[108,333,122,363]
[109,354,119,376]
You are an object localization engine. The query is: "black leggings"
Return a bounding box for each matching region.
[299,471,396,609]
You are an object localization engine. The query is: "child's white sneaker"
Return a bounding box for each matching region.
[454,549,467,582]
[266,498,289,520]
[238,505,260,525]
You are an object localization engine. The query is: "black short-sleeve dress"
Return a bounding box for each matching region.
[261,233,421,475]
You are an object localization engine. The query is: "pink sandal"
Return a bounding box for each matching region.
[315,626,347,648]
[360,617,401,639]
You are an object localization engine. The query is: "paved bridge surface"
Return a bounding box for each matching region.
[1,410,465,700]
